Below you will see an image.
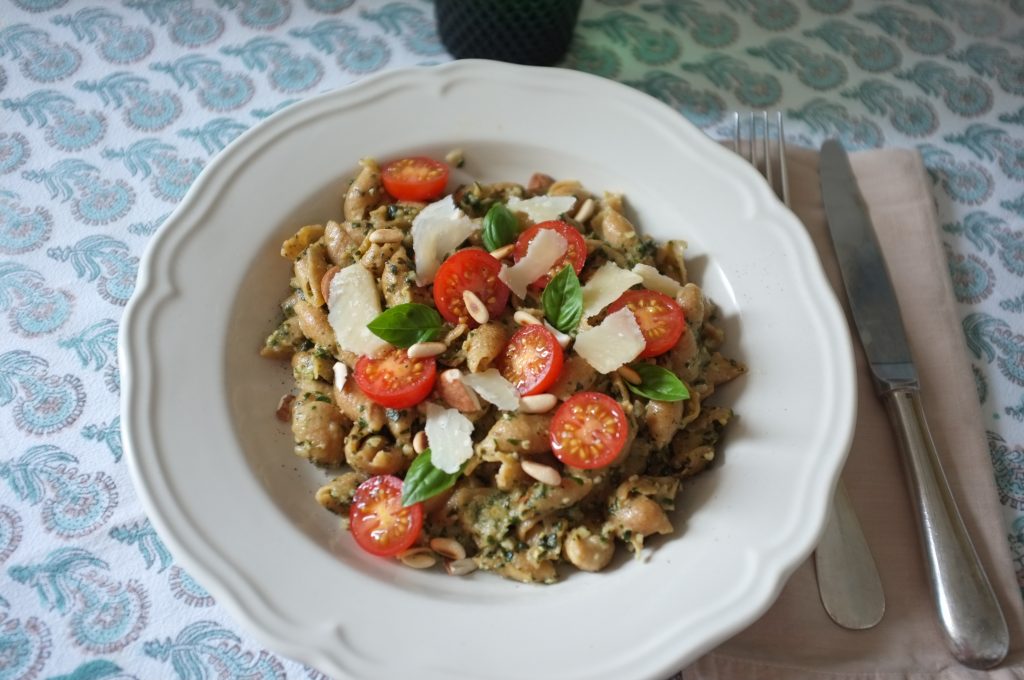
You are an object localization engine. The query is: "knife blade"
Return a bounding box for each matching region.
[819,139,1008,669]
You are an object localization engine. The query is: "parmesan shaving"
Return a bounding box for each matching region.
[573,308,645,373]
[506,195,576,223]
[424,402,475,473]
[543,321,571,349]
[411,195,478,285]
[333,362,348,390]
[580,261,643,319]
[327,263,391,357]
[461,369,520,411]
[632,263,684,297]
[498,228,567,298]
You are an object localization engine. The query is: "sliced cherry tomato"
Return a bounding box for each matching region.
[354,348,436,409]
[498,324,564,396]
[433,248,510,326]
[512,220,587,289]
[606,289,685,358]
[550,392,628,470]
[349,475,423,557]
[380,157,449,202]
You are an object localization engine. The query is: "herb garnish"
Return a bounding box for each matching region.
[366,303,443,347]
[625,363,690,402]
[541,264,583,334]
[401,448,463,506]
[481,202,518,251]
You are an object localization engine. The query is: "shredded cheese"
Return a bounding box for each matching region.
[580,261,643,319]
[333,362,348,391]
[506,195,576,223]
[632,263,684,297]
[411,195,478,285]
[424,402,475,473]
[461,369,520,411]
[573,307,646,373]
[498,228,567,298]
[327,263,391,357]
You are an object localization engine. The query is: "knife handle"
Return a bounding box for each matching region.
[883,387,1008,669]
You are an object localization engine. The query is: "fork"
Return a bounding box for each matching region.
[733,111,886,630]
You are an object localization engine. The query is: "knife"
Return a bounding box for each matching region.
[819,140,1009,668]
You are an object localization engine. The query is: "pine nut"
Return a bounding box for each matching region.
[617,365,642,385]
[445,557,478,576]
[513,310,541,326]
[519,393,557,414]
[444,322,468,345]
[462,290,489,325]
[275,394,294,422]
[413,430,428,454]
[489,244,514,260]
[445,147,464,167]
[438,369,481,412]
[573,197,596,223]
[408,341,447,359]
[429,537,466,561]
[398,548,437,569]
[521,459,562,487]
[369,227,404,244]
[527,172,555,193]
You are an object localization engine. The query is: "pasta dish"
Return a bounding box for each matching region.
[260,153,745,583]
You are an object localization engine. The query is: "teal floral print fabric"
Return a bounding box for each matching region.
[0,0,1021,677]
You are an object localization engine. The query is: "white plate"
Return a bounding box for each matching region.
[121,60,855,680]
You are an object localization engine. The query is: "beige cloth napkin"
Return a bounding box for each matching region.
[682,148,1024,679]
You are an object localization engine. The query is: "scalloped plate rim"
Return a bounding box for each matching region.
[120,60,856,680]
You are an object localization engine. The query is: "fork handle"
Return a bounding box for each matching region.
[884,387,1008,669]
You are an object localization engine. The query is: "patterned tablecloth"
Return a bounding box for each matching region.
[0,0,1021,678]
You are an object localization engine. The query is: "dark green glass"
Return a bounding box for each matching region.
[435,0,583,66]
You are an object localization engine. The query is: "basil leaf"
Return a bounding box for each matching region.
[481,202,518,252]
[541,265,583,334]
[401,449,462,506]
[625,363,690,402]
[366,303,443,347]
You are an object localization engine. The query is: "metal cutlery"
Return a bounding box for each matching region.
[733,112,886,631]
[819,139,1009,668]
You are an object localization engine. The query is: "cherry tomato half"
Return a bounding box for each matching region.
[498,324,564,396]
[606,289,685,358]
[433,248,510,326]
[354,348,436,409]
[550,392,628,470]
[381,157,449,202]
[349,475,423,557]
[512,220,587,289]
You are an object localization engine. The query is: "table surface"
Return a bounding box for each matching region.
[0,0,1021,678]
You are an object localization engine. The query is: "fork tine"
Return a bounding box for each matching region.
[778,111,790,207]
[733,110,789,206]
[762,110,772,192]
[748,111,756,168]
